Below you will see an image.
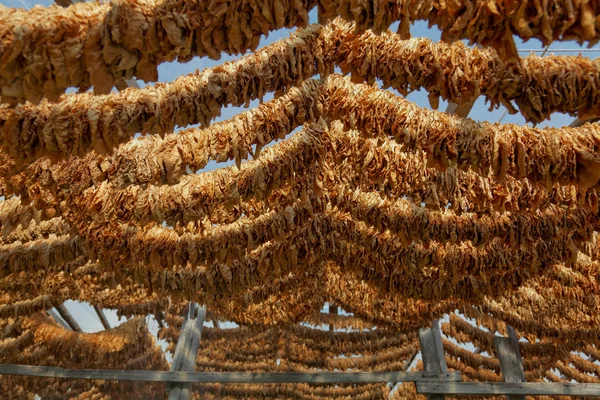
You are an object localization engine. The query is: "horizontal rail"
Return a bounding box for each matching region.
[0,365,461,383]
[416,382,600,396]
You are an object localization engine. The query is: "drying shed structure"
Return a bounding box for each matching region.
[2,0,600,398]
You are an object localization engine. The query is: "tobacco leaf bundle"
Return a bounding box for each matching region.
[2,0,599,104]
[0,24,326,164]
[0,0,316,103]
[324,0,600,60]
[326,74,600,192]
[330,19,600,123]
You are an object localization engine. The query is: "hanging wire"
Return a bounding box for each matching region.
[518,48,600,52]
[82,304,103,327]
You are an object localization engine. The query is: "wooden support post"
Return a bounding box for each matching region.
[570,118,585,127]
[570,117,599,127]
[419,320,448,400]
[55,304,82,332]
[47,309,71,331]
[93,305,111,330]
[445,100,476,118]
[154,311,165,329]
[55,0,85,6]
[388,348,422,396]
[115,78,140,90]
[495,326,526,400]
[212,319,220,329]
[445,91,477,119]
[402,349,420,372]
[388,316,429,396]
[185,303,197,319]
[506,326,524,370]
[168,303,206,400]
[328,302,338,332]
[495,337,526,400]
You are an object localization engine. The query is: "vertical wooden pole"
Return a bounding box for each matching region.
[328,302,338,332]
[495,325,526,400]
[445,100,476,118]
[168,303,206,400]
[186,303,198,319]
[506,326,525,371]
[445,96,477,118]
[154,310,165,329]
[55,304,82,332]
[419,320,447,400]
[93,305,111,330]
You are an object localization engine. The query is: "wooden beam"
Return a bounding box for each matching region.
[570,117,599,127]
[445,76,478,118]
[115,78,140,91]
[46,309,71,331]
[55,304,82,332]
[168,304,206,400]
[328,303,338,332]
[570,118,585,127]
[402,349,420,372]
[445,99,476,118]
[416,382,600,396]
[55,0,85,7]
[154,311,165,329]
[388,328,423,395]
[184,303,196,319]
[495,336,526,400]
[506,326,525,375]
[0,364,461,383]
[419,321,448,371]
[93,305,111,330]
[419,320,448,400]
[171,308,206,374]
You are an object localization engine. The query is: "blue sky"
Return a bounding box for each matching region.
[1,0,599,353]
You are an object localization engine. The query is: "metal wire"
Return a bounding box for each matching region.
[82,304,102,327]
[518,48,600,52]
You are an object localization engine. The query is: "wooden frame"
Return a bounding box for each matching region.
[416,382,600,396]
[419,320,448,400]
[168,303,206,400]
[495,327,526,400]
[2,313,600,398]
[54,304,82,332]
[0,365,461,384]
[6,13,597,397]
